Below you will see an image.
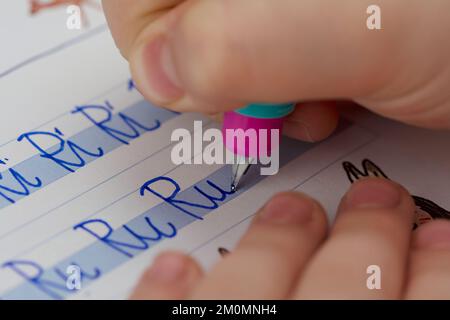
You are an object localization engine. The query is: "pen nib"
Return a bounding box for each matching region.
[231,155,253,192]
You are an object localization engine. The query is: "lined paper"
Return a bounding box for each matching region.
[1,2,449,299]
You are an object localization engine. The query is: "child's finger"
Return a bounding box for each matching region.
[110,0,411,111]
[189,192,328,299]
[404,220,450,299]
[294,178,416,299]
[130,251,203,300]
[283,102,339,142]
[102,0,185,59]
[104,0,450,129]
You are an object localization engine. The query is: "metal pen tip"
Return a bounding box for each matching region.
[231,155,253,191]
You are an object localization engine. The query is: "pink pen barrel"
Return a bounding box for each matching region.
[222,111,283,159]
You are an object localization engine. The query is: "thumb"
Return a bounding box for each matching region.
[126,0,450,128]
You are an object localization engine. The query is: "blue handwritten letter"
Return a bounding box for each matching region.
[72,101,161,145]
[73,218,177,258]
[18,128,104,173]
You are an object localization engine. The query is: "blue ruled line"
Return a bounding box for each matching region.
[0,24,108,79]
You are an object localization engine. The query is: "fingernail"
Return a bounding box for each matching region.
[345,178,401,209]
[148,252,187,283]
[259,193,314,224]
[141,35,183,102]
[284,120,315,143]
[296,122,315,142]
[414,221,450,249]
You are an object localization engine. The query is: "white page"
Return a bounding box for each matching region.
[1,2,449,300]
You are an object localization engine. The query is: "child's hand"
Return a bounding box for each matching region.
[103,0,450,141]
[131,178,450,299]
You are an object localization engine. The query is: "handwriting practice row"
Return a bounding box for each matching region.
[0,91,177,209]
[2,129,322,299]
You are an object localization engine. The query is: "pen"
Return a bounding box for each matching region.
[222,103,296,191]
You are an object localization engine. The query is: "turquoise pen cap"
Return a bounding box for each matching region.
[235,103,295,119]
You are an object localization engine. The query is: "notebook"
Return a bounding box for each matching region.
[1,1,449,299]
